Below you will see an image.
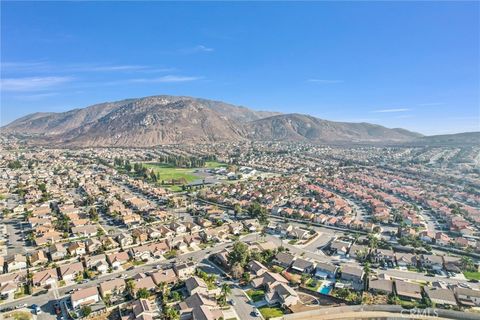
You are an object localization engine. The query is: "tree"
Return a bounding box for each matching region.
[170,291,181,301]
[227,241,249,267]
[363,263,371,291]
[241,272,251,283]
[231,263,244,279]
[460,256,475,272]
[234,204,242,216]
[248,202,269,225]
[104,293,112,307]
[219,283,231,305]
[89,207,99,221]
[81,306,92,317]
[126,279,136,297]
[367,234,378,249]
[163,305,180,320]
[136,288,151,299]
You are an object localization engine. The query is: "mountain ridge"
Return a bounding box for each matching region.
[6,94,472,147]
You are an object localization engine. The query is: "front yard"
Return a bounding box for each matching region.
[464,271,480,281]
[246,289,265,302]
[258,306,284,320]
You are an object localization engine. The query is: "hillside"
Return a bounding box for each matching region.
[2,95,424,146]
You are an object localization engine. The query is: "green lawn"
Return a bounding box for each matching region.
[258,306,284,320]
[246,289,265,302]
[205,161,227,168]
[305,278,322,291]
[464,271,480,280]
[143,163,198,183]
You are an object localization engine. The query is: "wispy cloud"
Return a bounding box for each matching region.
[1,76,73,92]
[2,61,174,74]
[417,102,444,107]
[179,45,214,54]
[372,108,410,113]
[104,75,203,86]
[307,79,343,84]
[128,75,202,83]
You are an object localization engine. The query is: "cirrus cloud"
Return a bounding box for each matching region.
[1,76,73,92]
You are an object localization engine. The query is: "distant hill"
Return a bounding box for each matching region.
[408,132,480,146]
[2,95,426,147]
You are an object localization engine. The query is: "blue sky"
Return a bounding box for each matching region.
[1,1,479,135]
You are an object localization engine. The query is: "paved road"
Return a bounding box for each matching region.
[198,259,259,320]
[4,217,28,255]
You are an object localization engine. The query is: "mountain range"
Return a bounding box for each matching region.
[2,95,477,147]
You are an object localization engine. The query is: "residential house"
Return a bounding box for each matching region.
[273,252,295,269]
[291,258,315,274]
[340,266,364,290]
[425,287,457,307]
[71,286,100,309]
[5,254,27,272]
[169,222,187,234]
[32,268,58,287]
[184,221,201,233]
[29,250,48,267]
[247,260,268,277]
[117,234,134,248]
[99,278,126,298]
[185,276,209,296]
[85,238,102,253]
[395,280,422,300]
[49,243,67,261]
[71,225,97,237]
[314,262,338,280]
[228,222,244,235]
[371,249,395,266]
[251,272,289,289]
[85,254,109,274]
[132,299,157,319]
[265,282,300,307]
[107,252,129,270]
[133,275,156,294]
[455,287,480,307]
[421,254,444,271]
[67,242,86,257]
[151,268,178,285]
[174,262,196,280]
[330,240,351,257]
[132,228,149,244]
[369,278,394,295]
[395,253,417,268]
[348,244,369,261]
[59,262,84,282]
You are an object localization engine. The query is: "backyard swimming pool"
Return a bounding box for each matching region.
[318,285,332,295]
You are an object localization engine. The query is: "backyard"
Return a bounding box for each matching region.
[258,306,284,320]
[246,289,266,302]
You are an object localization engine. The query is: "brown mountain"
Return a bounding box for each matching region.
[2,95,423,146]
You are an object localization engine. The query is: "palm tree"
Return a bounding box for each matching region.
[363,263,371,291]
[460,256,474,272]
[163,305,180,320]
[220,283,231,305]
[126,279,136,297]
